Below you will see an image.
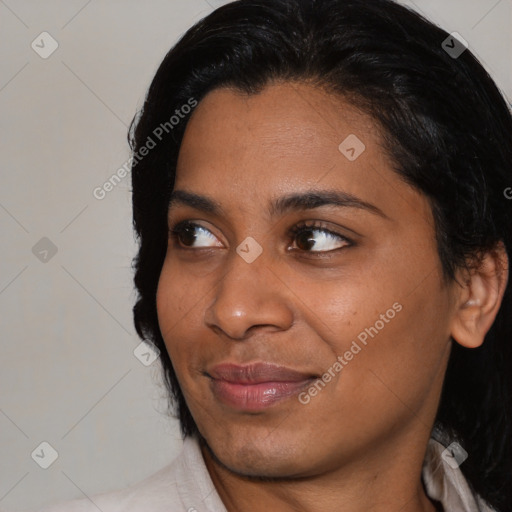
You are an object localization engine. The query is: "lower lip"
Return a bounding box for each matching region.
[209,378,314,411]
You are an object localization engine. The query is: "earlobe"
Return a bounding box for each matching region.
[450,243,509,349]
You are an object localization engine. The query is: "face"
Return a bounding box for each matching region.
[156,82,457,478]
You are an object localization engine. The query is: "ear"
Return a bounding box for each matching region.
[450,242,509,349]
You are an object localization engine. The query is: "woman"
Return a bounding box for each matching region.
[38,0,511,510]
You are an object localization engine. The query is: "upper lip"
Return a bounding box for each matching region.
[208,362,317,384]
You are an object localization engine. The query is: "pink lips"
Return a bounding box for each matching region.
[207,362,317,411]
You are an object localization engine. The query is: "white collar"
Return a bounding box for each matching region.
[422,435,496,512]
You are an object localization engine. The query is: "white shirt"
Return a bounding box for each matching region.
[33,435,496,512]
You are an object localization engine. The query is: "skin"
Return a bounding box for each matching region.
[155,82,508,512]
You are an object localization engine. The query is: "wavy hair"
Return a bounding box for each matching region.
[128,1,512,509]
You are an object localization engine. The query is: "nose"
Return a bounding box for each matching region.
[204,250,294,340]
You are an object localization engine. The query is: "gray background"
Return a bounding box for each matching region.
[0,0,510,510]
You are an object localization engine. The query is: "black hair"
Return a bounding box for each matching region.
[128,1,512,509]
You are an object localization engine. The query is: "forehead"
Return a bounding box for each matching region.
[176,82,386,190]
[172,81,433,232]
[174,83,432,229]
[180,82,380,152]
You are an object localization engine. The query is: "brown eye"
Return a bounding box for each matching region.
[295,228,316,251]
[289,222,352,253]
[170,221,222,249]
[176,224,197,246]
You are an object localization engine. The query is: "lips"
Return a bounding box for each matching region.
[209,362,317,383]
[207,362,318,410]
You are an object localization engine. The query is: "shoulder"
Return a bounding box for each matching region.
[36,462,180,512]
[34,436,224,512]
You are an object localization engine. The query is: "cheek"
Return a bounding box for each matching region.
[290,262,401,354]
[299,250,450,402]
[156,258,225,392]
[156,260,203,366]
[156,251,217,330]
[331,274,452,425]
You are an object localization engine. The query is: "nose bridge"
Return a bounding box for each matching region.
[204,245,293,339]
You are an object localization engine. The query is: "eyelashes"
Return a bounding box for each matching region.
[287,221,352,253]
[169,220,353,255]
[170,221,221,249]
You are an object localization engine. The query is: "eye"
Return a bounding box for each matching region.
[288,221,352,253]
[169,220,352,253]
[170,221,223,249]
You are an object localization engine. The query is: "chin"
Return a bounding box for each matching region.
[202,425,315,478]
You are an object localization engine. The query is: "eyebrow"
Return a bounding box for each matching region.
[167,189,388,219]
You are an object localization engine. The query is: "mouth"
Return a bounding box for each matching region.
[206,362,319,411]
